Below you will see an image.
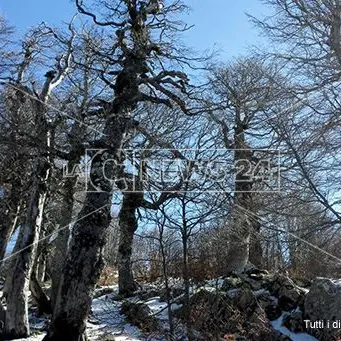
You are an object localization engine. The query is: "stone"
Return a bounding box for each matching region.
[221,275,252,291]
[175,289,289,341]
[93,287,115,299]
[256,290,282,321]
[136,288,159,301]
[278,285,303,311]
[304,278,341,341]
[159,285,184,302]
[231,288,257,316]
[283,310,305,332]
[269,274,305,311]
[120,301,158,332]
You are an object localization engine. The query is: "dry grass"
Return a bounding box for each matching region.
[98,266,118,286]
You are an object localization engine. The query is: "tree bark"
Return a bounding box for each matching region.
[249,218,263,269]
[0,84,27,263]
[117,192,141,297]
[30,266,52,316]
[226,119,253,273]
[50,117,86,308]
[5,156,50,338]
[182,232,193,340]
[50,175,75,308]
[5,73,55,338]
[43,115,130,341]
[0,302,6,340]
[43,1,183,338]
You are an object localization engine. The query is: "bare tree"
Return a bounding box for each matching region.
[251,0,341,223]
[43,1,201,339]
[207,57,283,272]
[1,23,74,338]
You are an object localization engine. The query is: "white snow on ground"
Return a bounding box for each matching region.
[2,279,322,341]
[144,298,168,320]
[192,279,224,294]
[144,297,182,321]
[113,336,140,341]
[4,284,178,341]
[88,288,169,341]
[88,289,146,340]
[204,278,225,289]
[271,313,318,341]
[226,288,239,298]
[325,278,341,288]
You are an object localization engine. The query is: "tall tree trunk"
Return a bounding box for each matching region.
[5,73,55,338]
[118,192,141,297]
[50,117,86,308]
[50,175,76,308]
[0,83,28,263]
[0,302,6,339]
[249,218,263,269]
[158,227,174,340]
[37,252,47,283]
[30,252,52,316]
[43,115,130,341]
[5,154,50,338]
[182,233,193,340]
[43,1,182,337]
[5,173,49,337]
[226,118,253,273]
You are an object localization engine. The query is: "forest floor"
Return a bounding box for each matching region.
[4,278,319,341]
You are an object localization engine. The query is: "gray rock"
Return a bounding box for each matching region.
[270,274,305,311]
[256,290,282,321]
[278,285,303,311]
[136,288,159,301]
[120,300,158,332]
[304,278,341,341]
[231,288,257,315]
[222,275,252,291]
[283,310,305,332]
[159,285,184,302]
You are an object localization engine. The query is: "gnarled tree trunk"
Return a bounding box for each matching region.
[30,253,52,316]
[50,175,76,308]
[117,191,141,297]
[43,0,188,338]
[5,72,56,338]
[6,164,48,338]
[50,118,86,308]
[43,114,132,341]
[5,156,50,338]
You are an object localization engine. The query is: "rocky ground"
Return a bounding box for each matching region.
[3,269,341,340]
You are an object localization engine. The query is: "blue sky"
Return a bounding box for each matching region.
[0,0,270,60]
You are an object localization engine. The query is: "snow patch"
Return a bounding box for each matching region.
[271,313,318,341]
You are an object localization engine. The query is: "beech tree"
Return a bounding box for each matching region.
[0,23,74,338]
[251,0,341,222]
[116,102,211,297]
[48,30,109,308]
[207,57,284,272]
[43,1,201,339]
